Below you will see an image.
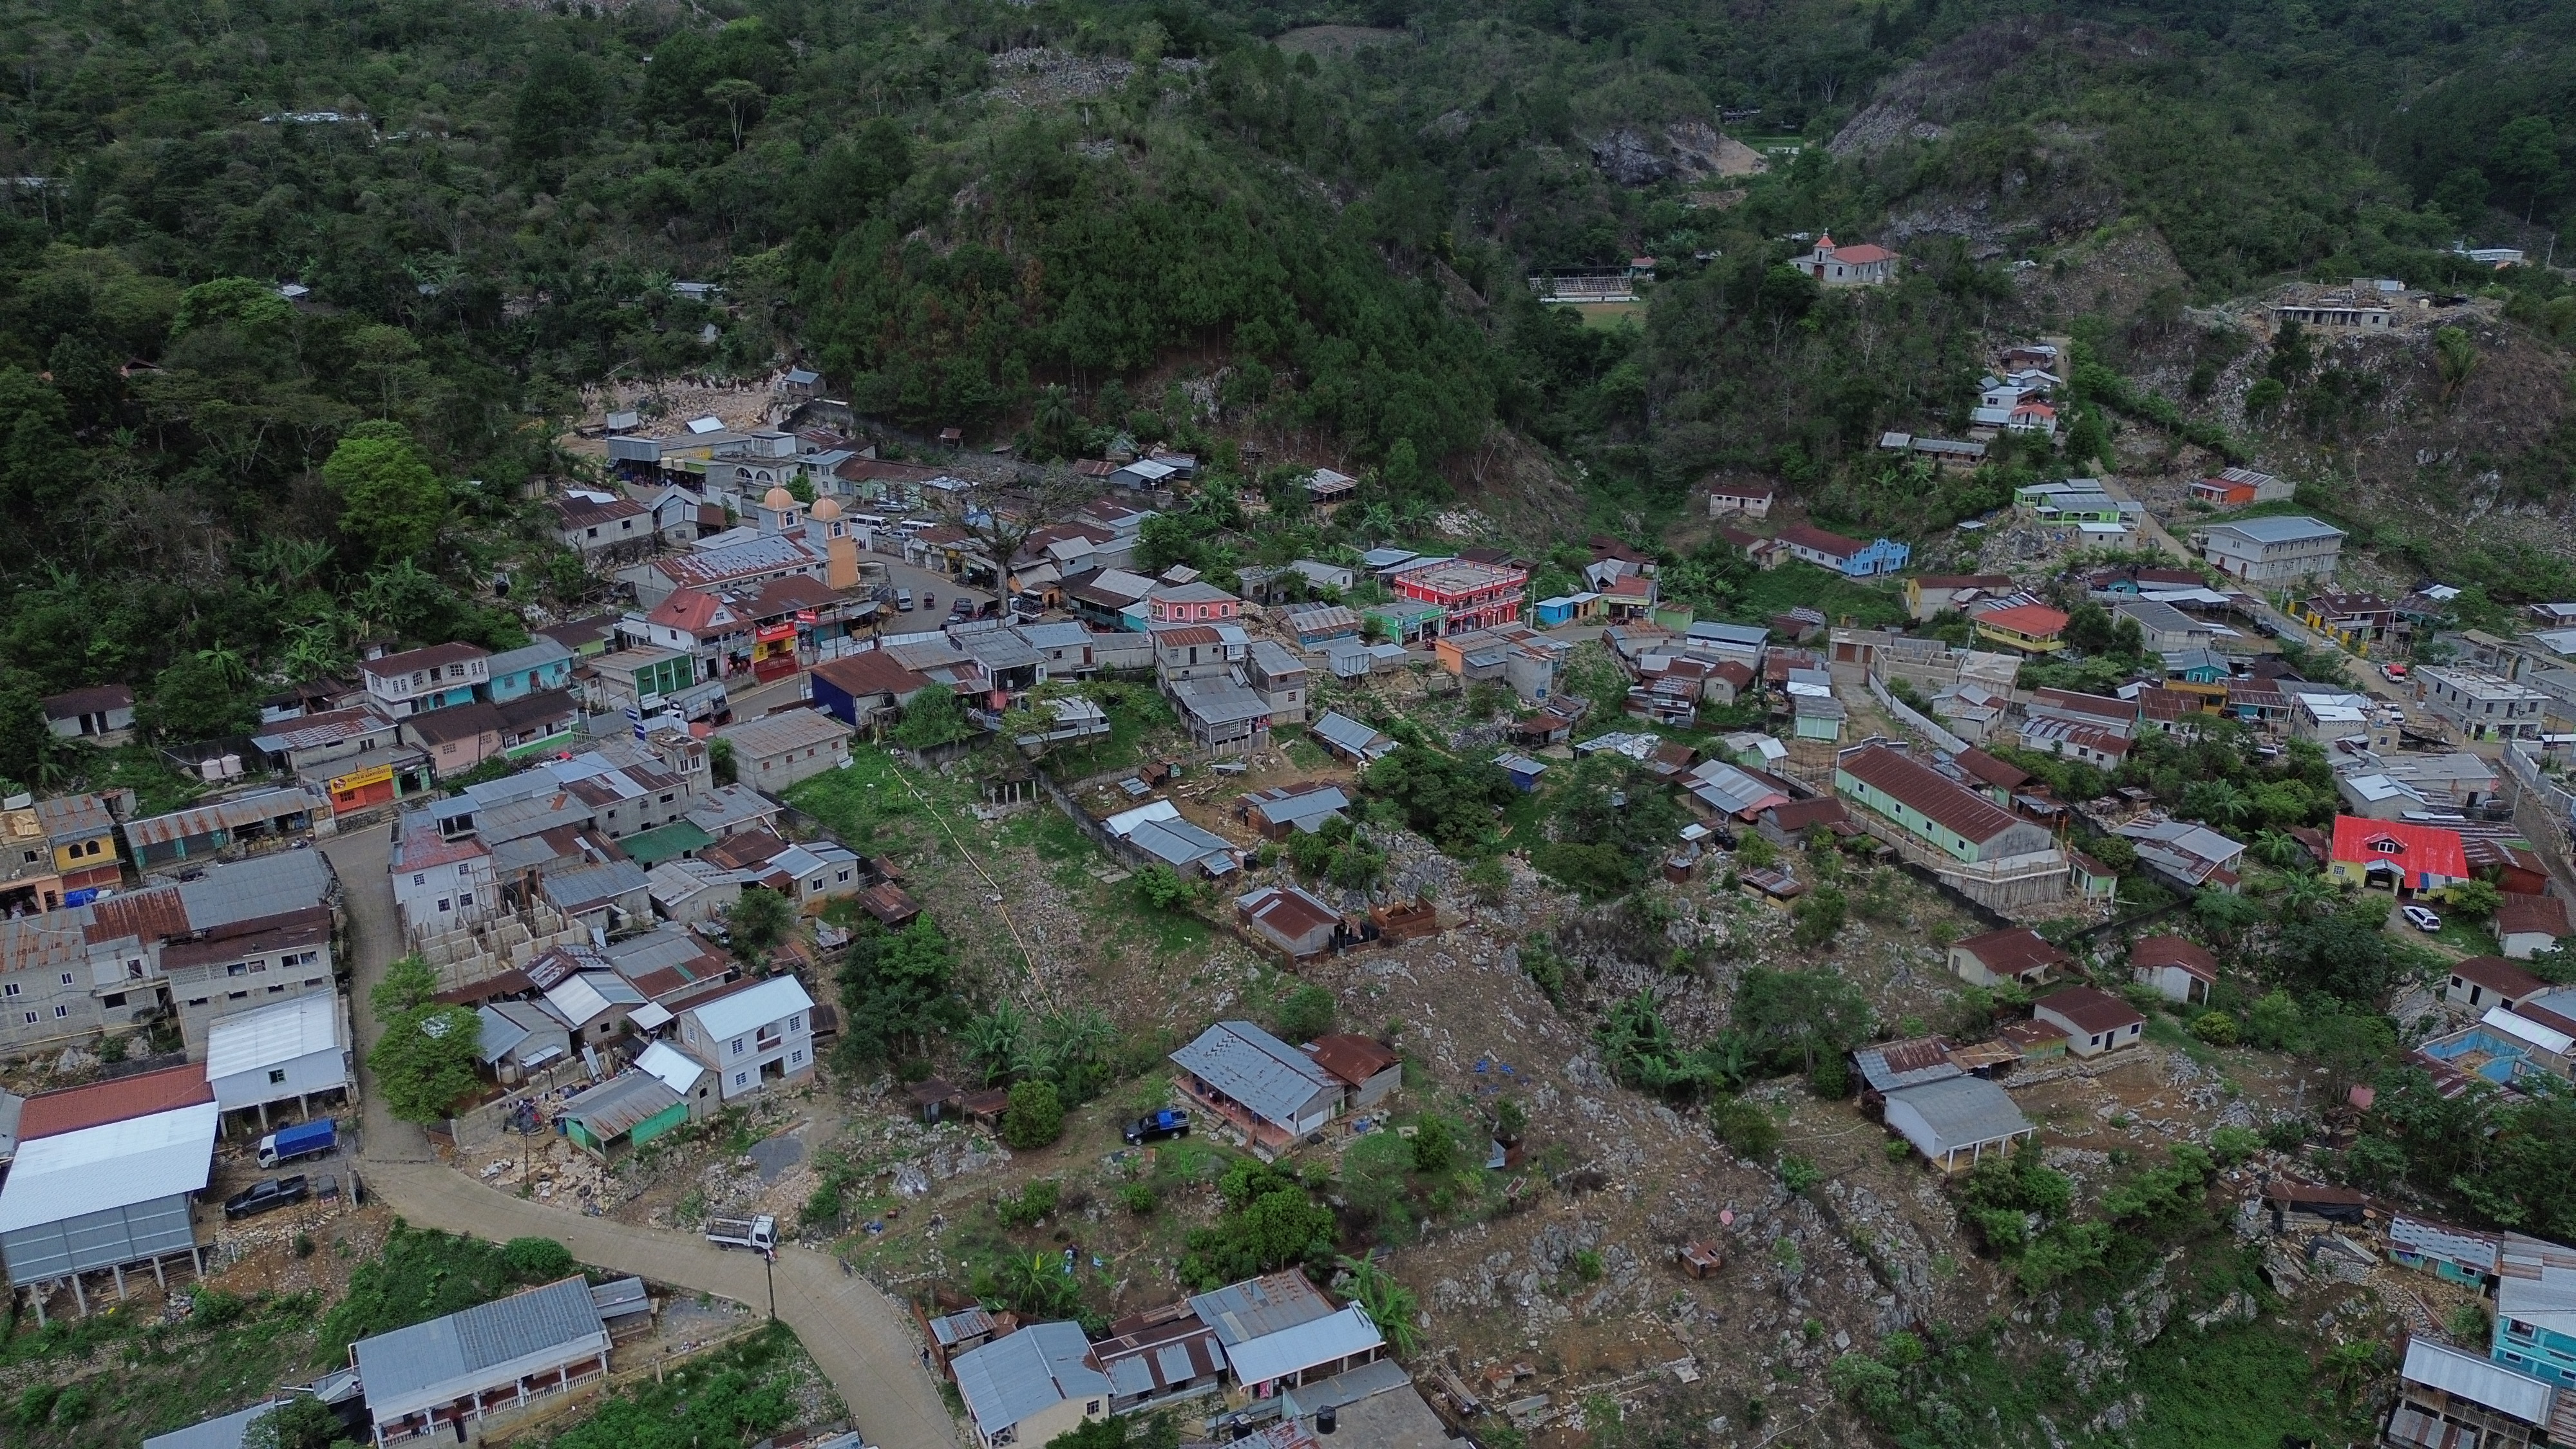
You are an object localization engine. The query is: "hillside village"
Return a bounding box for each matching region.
[10,290,2576,1449]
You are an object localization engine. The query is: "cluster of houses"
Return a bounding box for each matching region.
[2380,1217,2576,1448]
[934,1267,1446,1449]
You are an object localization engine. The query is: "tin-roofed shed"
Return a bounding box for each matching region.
[1880,1075,2033,1170]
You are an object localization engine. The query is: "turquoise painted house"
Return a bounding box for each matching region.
[482,638,576,702]
[2494,1233,2576,1387]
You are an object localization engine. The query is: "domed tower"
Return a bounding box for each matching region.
[806,494,858,590]
[757,484,802,536]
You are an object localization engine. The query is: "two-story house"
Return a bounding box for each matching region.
[1244,640,1310,726]
[676,974,817,1101]
[550,489,654,562]
[391,808,499,938]
[250,705,423,815]
[1392,556,1529,634]
[482,638,576,701]
[360,643,491,717]
[1142,581,1244,629]
[1152,626,1239,688]
[36,791,126,900]
[2194,515,2346,586]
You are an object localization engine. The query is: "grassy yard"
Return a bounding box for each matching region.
[1730,560,1907,630]
[784,746,974,858]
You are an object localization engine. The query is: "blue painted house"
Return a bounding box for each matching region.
[482,638,576,702]
[1775,524,1910,578]
[2493,1233,2576,1387]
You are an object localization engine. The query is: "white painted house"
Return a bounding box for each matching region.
[204,992,350,1126]
[677,975,817,1101]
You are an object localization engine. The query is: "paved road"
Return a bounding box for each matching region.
[317,831,963,1449]
[2090,474,2416,708]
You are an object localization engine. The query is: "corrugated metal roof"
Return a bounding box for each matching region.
[2402,1337,2555,1421]
[142,1398,286,1449]
[17,1064,213,1139]
[2391,1213,2500,1272]
[1171,1023,1340,1128]
[475,1005,533,1064]
[541,859,652,913]
[178,849,335,932]
[354,1278,609,1421]
[1884,1075,2030,1156]
[0,1101,218,1233]
[952,1321,1110,1440]
[714,707,849,761]
[636,1040,706,1095]
[1187,1272,1336,1346]
[545,971,645,1028]
[205,994,341,1081]
[1311,711,1392,759]
[1853,1039,1964,1094]
[122,788,323,849]
[1222,1305,1383,1387]
[561,1072,686,1140]
[687,974,813,1040]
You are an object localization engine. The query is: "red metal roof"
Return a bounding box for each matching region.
[2036,985,2146,1035]
[2452,955,2546,998]
[2496,895,2571,940]
[2129,934,2217,982]
[1304,1034,1397,1087]
[1977,603,2070,638]
[19,1064,212,1139]
[1839,745,2024,847]
[1956,927,2069,979]
[1774,523,1862,558]
[2329,815,2468,878]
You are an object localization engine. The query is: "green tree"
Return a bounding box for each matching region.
[1273,985,1336,1043]
[366,955,483,1124]
[836,917,965,1066]
[1180,1162,1336,1288]
[725,887,797,958]
[1000,1079,1065,1148]
[1733,967,1875,1076]
[891,688,975,752]
[709,737,737,786]
[1336,1256,1423,1356]
[323,422,450,567]
[140,649,259,741]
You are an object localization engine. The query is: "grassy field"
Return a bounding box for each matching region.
[1570,299,1645,330]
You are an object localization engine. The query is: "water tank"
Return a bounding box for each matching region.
[1318,1404,1339,1435]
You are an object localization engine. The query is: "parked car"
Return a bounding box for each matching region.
[223,1175,309,1219]
[2382,662,2409,682]
[2400,904,2443,933]
[895,589,914,612]
[1124,1108,1191,1145]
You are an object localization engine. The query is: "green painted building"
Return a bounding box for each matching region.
[560,1072,689,1159]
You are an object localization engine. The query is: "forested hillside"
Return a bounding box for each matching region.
[1,0,2573,776]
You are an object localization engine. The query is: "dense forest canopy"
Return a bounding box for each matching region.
[0,0,2571,779]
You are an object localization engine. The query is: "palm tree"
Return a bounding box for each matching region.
[1336,1256,1421,1357]
[2249,829,2308,872]
[2280,872,2340,920]
[960,1000,1028,1086]
[1034,384,1077,442]
[196,645,249,691]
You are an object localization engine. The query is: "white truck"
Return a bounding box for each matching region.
[705,1215,777,1251]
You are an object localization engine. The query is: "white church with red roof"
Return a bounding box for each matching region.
[1794,232,1899,287]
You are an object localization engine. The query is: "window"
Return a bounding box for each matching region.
[458,891,473,907]
[52,1005,67,1018]
[732,1037,746,1056]
[734,1072,748,1086]
[791,1050,804,1065]
[269,983,285,993]
[57,972,72,986]
[21,1012,33,1025]
[103,991,127,1007]
[587,526,600,538]
[269,1068,288,1084]
[437,898,450,913]
[2,983,15,998]
[790,1014,802,1030]
[249,960,266,973]
[229,990,248,1000]
[413,873,426,886]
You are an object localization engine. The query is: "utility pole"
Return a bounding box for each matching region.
[764,1247,777,1321]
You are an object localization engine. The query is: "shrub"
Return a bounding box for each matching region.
[1779,1156,1823,1195]
[1572,1248,1604,1282]
[1273,984,1336,1043]
[1711,1097,1781,1160]
[2191,1012,2240,1046]
[1001,1079,1066,1149]
[1118,1182,1158,1215]
[998,1179,1060,1227]
[503,1236,576,1282]
[2208,1124,2262,1166]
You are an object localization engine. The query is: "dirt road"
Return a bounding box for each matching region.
[358,1159,961,1449]
[317,833,963,1449]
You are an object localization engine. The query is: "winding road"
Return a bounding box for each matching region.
[318,831,962,1449]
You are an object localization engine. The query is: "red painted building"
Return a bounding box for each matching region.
[1392,557,1528,634]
